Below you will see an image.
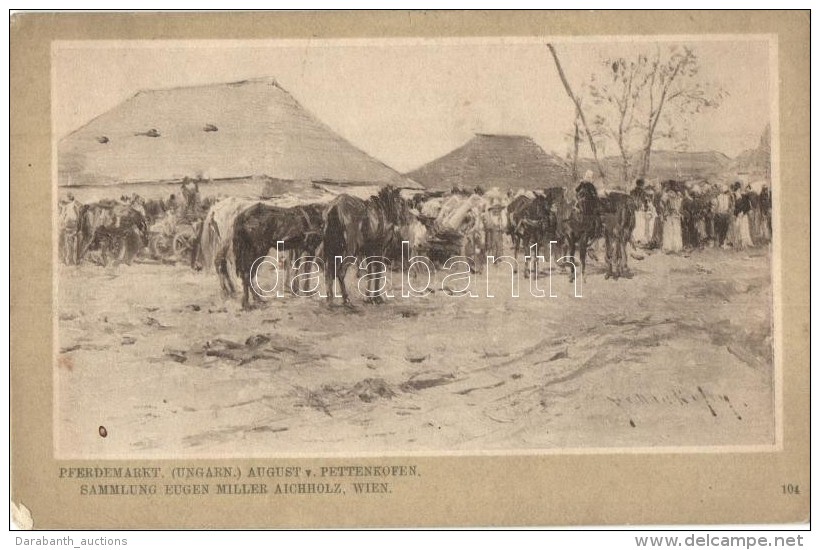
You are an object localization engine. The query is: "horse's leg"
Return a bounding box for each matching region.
[299,250,310,293]
[363,262,374,304]
[340,266,352,306]
[286,250,297,296]
[620,232,629,277]
[325,260,335,305]
[335,261,352,307]
[568,238,577,282]
[370,263,383,304]
[579,236,588,283]
[68,233,77,265]
[558,232,567,273]
[521,232,533,279]
[215,252,231,297]
[375,264,387,304]
[226,258,237,296]
[512,235,519,271]
[530,236,538,278]
[241,269,251,310]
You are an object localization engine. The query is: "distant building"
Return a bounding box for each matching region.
[407,133,573,192]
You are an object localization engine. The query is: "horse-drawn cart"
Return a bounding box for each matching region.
[147,214,200,263]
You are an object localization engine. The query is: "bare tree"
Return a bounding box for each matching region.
[585,45,726,182]
[636,46,725,178]
[587,55,648,183]
[562,110,583,182]
[547,43,606,183]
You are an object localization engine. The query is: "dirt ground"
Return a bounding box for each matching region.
[56,245,775,457]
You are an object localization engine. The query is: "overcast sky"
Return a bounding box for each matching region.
[53,37,773,173]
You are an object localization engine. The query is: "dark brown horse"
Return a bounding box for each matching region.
[322,186,411,306]
[599,192,636,279]
[285,203,326,293]
[506,192,560,277]
[232,203,325,309]
[560,189,602,283]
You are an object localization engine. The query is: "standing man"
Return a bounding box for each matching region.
[711,184,734,248]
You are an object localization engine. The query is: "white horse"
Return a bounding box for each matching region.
[194,197,260,296]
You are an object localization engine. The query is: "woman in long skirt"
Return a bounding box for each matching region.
[661,191,683,253]
[632,203,647,246]
[644,200,658,245]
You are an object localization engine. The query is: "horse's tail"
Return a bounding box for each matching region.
[322,203,346,267]
[232,213,253,280]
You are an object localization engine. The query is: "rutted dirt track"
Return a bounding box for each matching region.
[56,247,774,457]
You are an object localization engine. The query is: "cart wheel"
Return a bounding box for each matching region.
[172,232,193,259]
[149,234,172,259]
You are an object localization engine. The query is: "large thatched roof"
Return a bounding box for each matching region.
[407,134,572,191]
[58,77,420,189]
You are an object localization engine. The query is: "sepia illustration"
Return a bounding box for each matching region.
[54,37,777,458]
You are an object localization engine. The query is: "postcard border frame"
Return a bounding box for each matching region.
[10,10,810,528]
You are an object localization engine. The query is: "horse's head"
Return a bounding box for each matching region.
[376,185,411,227]
[530,193,553,218]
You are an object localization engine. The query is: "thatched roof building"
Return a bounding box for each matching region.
[58,77,420,200]
[407,134,572,191]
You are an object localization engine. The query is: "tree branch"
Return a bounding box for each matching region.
[547,43,607,182]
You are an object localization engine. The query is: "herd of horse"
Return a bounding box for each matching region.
[59,184,638,309]
[506,186,635,283]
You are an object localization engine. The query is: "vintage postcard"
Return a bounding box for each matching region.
[10,11,809,528]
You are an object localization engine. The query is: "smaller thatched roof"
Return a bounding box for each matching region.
[407,134,572,192]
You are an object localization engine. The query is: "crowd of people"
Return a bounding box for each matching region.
[628,177,772,253]
[413,172,773,269]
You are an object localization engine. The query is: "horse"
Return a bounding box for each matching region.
[322,186,411,307]
[191,197,259,296]
[560,188,602,283]
[232,203,326,310]
[284,203,326,293]
[506,192,560,277]
[75,201,148,266]
[598,192,636,280]
[505,194,531,259]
